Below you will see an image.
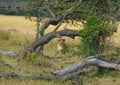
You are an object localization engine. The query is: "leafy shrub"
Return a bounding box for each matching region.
[79,12,117,57]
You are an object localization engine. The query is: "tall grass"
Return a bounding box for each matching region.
[0,29,11,40]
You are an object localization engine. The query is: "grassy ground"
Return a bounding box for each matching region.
[0,15,120,85]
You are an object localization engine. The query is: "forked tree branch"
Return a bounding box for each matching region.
[39,0,83,32]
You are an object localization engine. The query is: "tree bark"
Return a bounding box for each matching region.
[54,55,120,77]
[0,50,19,57]
[0,55,120,80]
[29,29,79,51]
[30,0,83,53]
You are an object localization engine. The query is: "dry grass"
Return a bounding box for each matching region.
[0,15,36,35]
[0,15,120,85]
[112,22,120,47]
[0,15,81,35]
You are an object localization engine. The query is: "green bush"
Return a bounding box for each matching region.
[79,12,117,57]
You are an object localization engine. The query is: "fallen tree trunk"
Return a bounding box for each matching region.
[53,55,120,77]
[0,71,57,80]
[0,50,19,57]
[0,55,120,80]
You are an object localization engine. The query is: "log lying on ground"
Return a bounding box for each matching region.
[54,55,120,77]
[0,55,120,80]
[0,50,19,57]
[0,71,57,80]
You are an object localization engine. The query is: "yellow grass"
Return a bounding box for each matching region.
[0,15,81,35]
[112,22,120,46]
[0,15,36,35]
[0,15,120,85]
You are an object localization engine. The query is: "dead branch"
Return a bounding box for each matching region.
[0,55,120,80]
[0,50,19,57]
[29,29,79,51]
[0,71,57,80]
[62,67,98,81]
[54,55,120,77]
[39,15,63,32]
[0,29,78,56]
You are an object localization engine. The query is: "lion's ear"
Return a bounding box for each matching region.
[62,39,65,42]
